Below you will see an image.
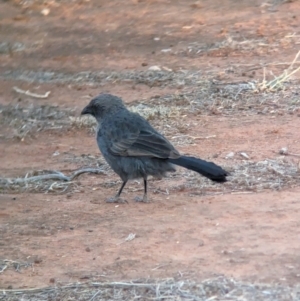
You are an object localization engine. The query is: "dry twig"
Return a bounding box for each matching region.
[0,168,105,193]
[13,86,51,99]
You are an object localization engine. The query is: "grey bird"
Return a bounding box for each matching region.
[81,93,228,203]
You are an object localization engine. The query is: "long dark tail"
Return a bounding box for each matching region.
[168,156,228,182]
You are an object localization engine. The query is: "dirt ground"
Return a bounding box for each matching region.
[1,0,300,291]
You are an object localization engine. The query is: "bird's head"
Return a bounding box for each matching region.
[81,93,125,122]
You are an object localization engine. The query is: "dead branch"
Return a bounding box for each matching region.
[13,86,51,99]
[10,168,105,184]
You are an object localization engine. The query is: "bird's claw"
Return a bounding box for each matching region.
[134,195,149,203]
[106,196,128,204]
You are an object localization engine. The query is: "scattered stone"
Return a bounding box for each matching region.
[41,8,50,16]
[52,151,60,156]
[182,26,193,30]
[162,66,173,72]
[279,147,288,155]
[198,239,204,247]
[225,152,235,159]
[240,152,250,159]
[148,65,161,71]
[34,258,43,264]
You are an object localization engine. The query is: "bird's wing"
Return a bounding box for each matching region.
[105,114,180,159]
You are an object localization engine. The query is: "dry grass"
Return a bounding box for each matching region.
[256,50,300,92]
[1,69,192,88]
[0,42,25,54]
[1,157,299,195]
[0,259,32,275]
[2,277,300,301]
[1,65,300,141]
[165,157,299,197]
[60,152,106,167]
[69,115,97,130]
[228,158,300,191]
[0,103,75,139]
[179,36,271,58]
[176,31,298,58]
[75,103,182,130]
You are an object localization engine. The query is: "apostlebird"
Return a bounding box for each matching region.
[81,93,228,203]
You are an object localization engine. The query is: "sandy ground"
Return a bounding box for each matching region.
[1,0,300,290]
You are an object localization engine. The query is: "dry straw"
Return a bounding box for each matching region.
[2,277,300,301]
[257,50,300,91]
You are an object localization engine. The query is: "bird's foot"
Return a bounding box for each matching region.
[134,195,149,203]
[106,196,128,204]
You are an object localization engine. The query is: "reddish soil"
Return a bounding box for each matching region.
[1,0,300,289]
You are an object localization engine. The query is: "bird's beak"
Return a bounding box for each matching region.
[81,105,92,116]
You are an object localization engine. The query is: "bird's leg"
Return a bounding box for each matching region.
[106,181,128,203]
[134,178,149,203]
[143,178,148,202]
[116,180,127,197]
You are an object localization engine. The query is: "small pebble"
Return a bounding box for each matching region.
[198,240,204,247]
[225,152,235,159]
[148,65,161,71]
[162,66,173,72]
[240,152,250,159]
[279,147,288,155]
[34,258,43,264]
[41,8,50,16]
